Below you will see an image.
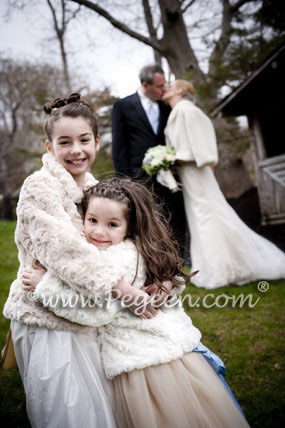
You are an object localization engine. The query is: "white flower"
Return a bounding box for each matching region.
[142,145,181,192]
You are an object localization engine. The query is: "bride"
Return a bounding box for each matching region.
[162,79,285,289]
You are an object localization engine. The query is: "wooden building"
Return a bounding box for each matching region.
[212,44,285,225]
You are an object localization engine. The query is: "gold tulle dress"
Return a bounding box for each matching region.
[112,352,250,428]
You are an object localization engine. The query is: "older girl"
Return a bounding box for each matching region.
[3,94,156,428]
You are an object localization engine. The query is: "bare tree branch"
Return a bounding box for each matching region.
[47,0,61,36]
[142,0,156,39]
[181,0,198,14]
[46,0,71,92]
[69,0,165,53]
[62,0,66,32]
[207,0,257,88]
[142,0,162,64]
[65,4,81,26]
[208,0,232,78]
[230,0,257,13]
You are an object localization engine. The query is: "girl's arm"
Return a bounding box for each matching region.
[21,238,158,321]
[22,268,157,322]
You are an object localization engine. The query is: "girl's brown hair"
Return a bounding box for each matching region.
[83,178,189,288]
[44,93,98,141]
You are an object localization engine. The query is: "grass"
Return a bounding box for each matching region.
[0,221,284,427]
[182,281,285,426]
[0,221,31,427]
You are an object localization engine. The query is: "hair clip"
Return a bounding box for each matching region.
[52,107,58,112]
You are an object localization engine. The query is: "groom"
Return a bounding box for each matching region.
[112,64,186,254]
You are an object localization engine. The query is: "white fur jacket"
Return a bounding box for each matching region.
[165,99,218,168]
[3,153,125,333]
[34,240,202,379]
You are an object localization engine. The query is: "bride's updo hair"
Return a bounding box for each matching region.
[44,93,98,141]
[175,80,195,101]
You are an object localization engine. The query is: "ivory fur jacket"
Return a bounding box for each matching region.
[165,99,218,168]
[34,240,202,379]
[3,153,125,333]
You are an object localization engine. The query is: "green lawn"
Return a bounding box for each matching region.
[0,221,284,427]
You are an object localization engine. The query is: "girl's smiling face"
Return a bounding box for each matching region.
[45,116,100,185]
[84,196,128,250]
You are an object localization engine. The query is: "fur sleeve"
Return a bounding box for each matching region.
[34,240,140,327]
[35,272,122,327]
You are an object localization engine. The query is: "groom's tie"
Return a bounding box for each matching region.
[146,99,159,134]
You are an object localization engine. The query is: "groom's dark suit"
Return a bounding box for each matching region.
[112,92,186,254]
[112,92,170,178]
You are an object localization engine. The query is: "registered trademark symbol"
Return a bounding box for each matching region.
[257,281,269,292]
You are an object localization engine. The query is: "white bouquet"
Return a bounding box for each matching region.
[142,145,181,192]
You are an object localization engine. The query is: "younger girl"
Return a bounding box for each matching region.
[27,178,250,428]
[3,95,156,428]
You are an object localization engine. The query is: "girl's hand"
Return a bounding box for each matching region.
[142,280,173,308]
[22,263,46,291]
[113,279,158,319]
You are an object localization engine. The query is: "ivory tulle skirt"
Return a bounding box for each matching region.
[179,164,285,288]
[11,321,116,428]
[112,352,250,428]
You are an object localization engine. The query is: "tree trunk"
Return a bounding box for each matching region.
[70,0,205,86]
[208,0,232,82]
[158,0,205,85]
[58,32,72,93]
[142,0,162,65]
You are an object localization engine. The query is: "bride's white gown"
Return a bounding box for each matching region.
[165,99,285,289]
[180,163,285,288]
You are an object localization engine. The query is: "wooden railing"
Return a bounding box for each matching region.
[258,154,285,225]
